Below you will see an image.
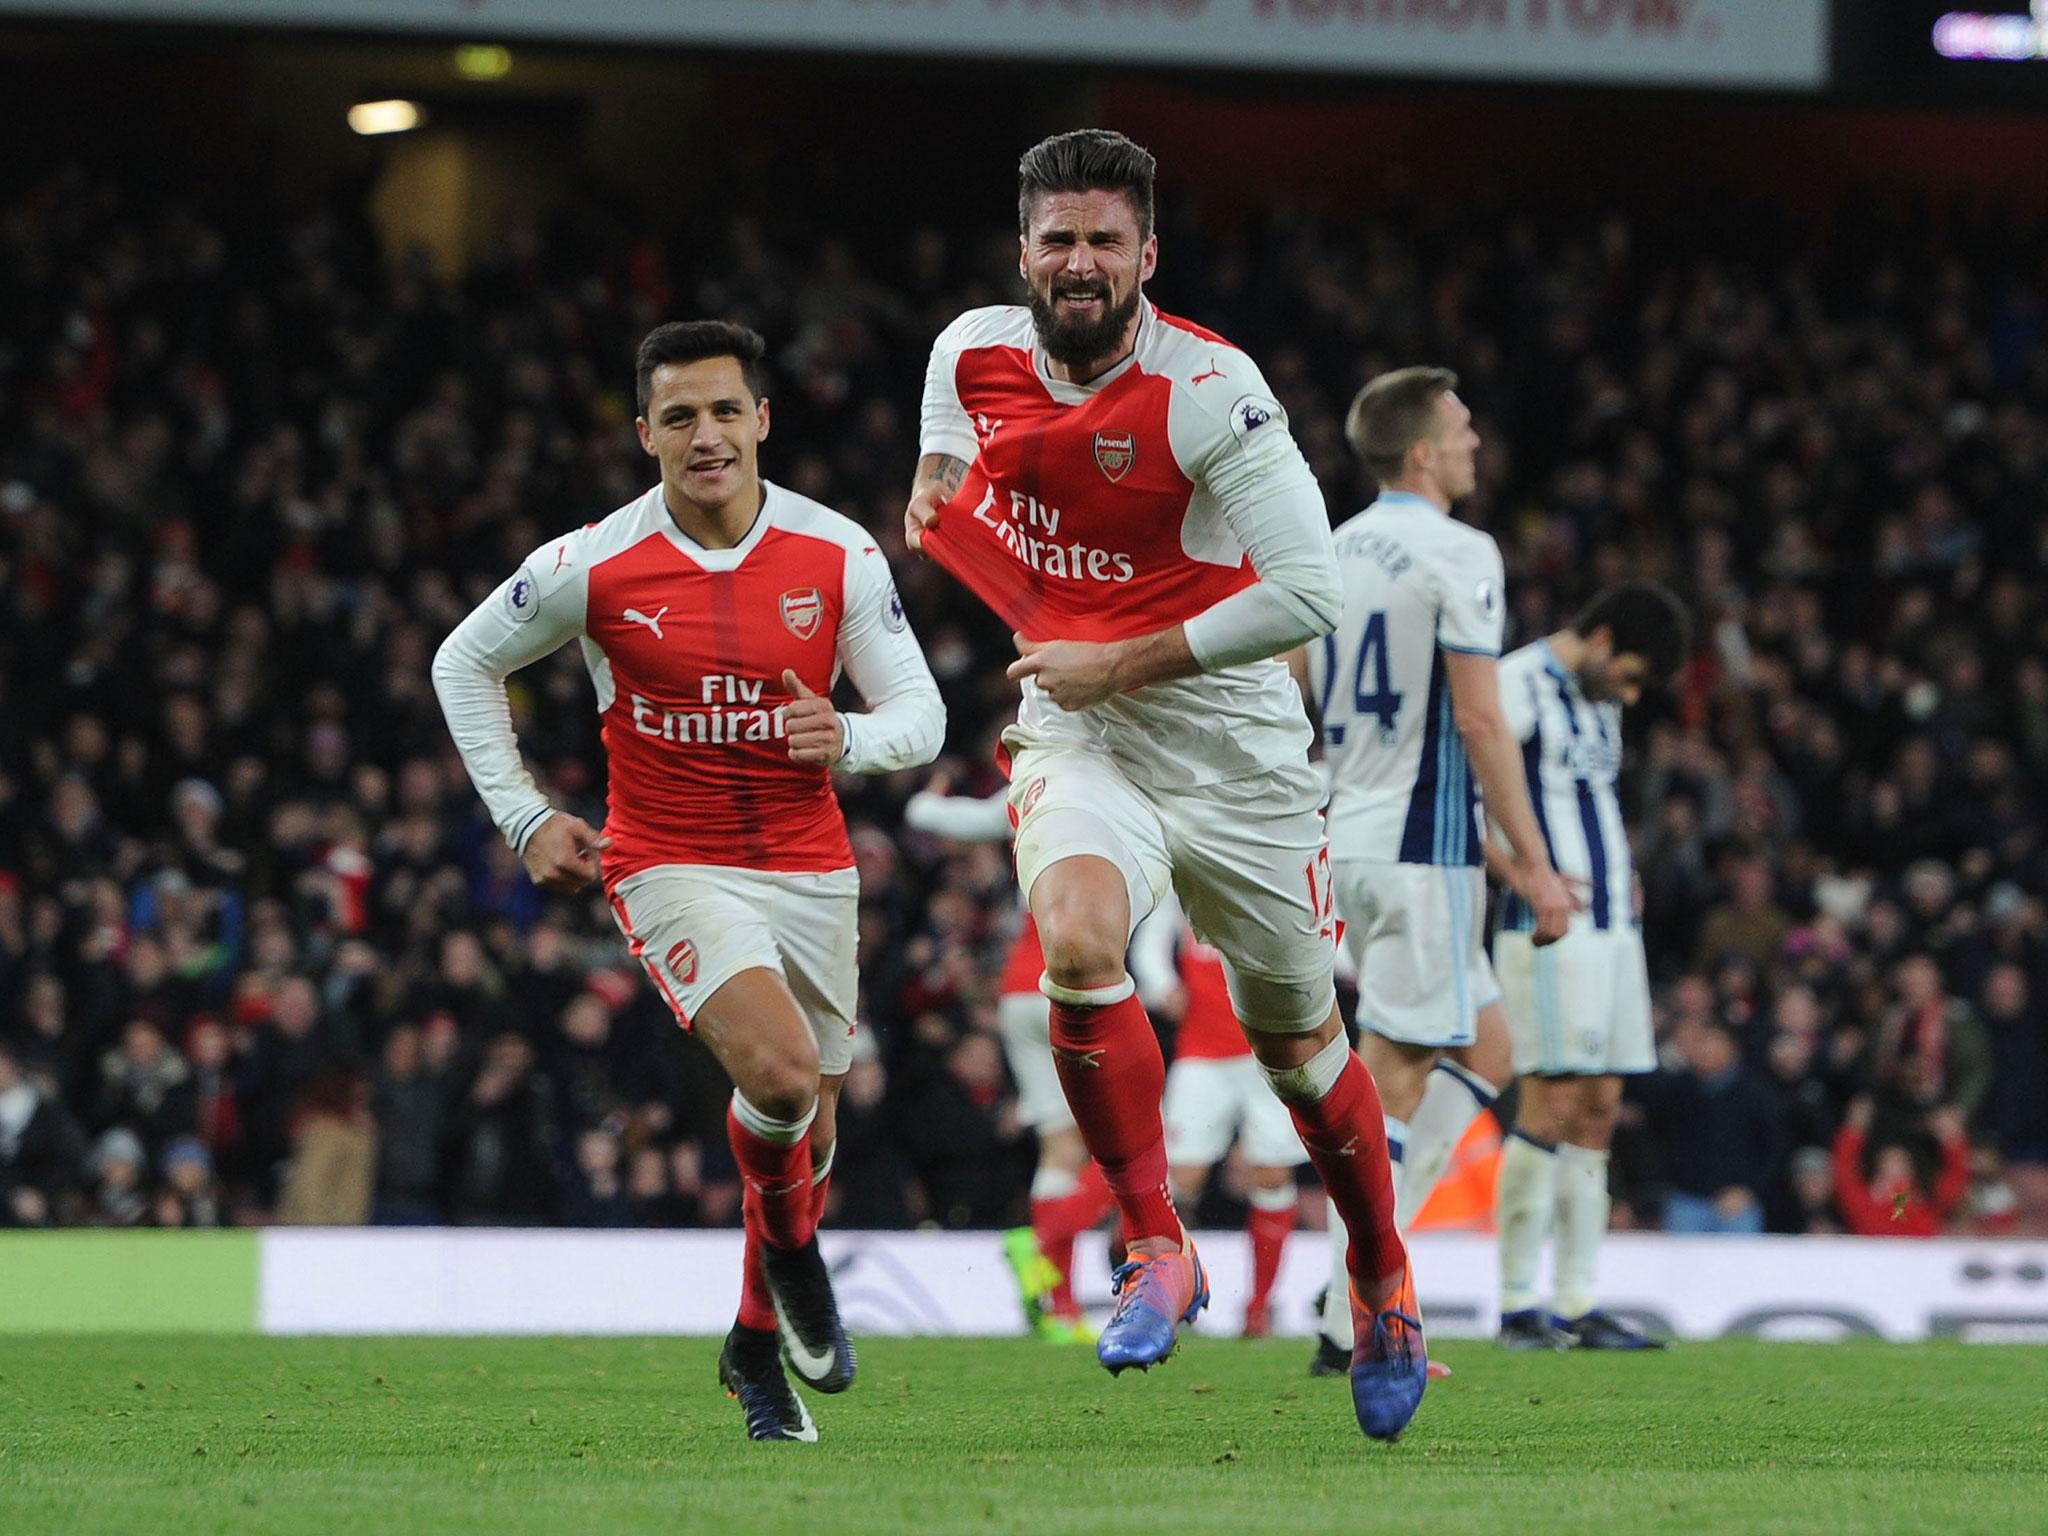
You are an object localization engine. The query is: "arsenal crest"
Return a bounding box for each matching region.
[779,587,823,640]
[665,939,698,987]
[1093,431,1135,483]
[1020,777,1048,817]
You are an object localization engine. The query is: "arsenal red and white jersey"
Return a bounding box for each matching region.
[920,301,1332,789]
[434,481,943,885]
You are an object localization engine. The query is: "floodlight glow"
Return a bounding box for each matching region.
[348,100,425,136]
[454,45,513,81]
[1933,1,2048,60]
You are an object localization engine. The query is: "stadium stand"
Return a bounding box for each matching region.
[3,156,2045,1237]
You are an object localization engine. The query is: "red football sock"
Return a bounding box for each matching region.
[1048,993,1179,1245]
[726,1100,816,1251]
[1287,1052,1407,1303]
[736,1186,777,1332]
[1246,1203,1296,1314]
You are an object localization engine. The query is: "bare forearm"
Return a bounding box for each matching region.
[1460,711,1550,870]
[913,452,968,500]
[1111,625,1203,690]
[1482,835,1518,889]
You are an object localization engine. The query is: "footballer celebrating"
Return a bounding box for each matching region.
[907,130,1424,1441]
[434,321,944,1441]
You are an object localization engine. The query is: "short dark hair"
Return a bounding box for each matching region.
[634,320,767,417]
[1345,366,1458,483]
[1017,129,1157,240]
[1570,581,1692,683]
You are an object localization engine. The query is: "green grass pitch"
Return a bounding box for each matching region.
[3,1336,2044,1535]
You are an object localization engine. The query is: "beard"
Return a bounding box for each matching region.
[1026,280,1143,370]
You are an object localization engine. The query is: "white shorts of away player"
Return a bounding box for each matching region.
[1334,859,1499,1050]
[995,990,1074,1133]
[1495,926,1655,1078]
[607,864,861,1076]
[1007,744,1337,1034]
[1163,1055,1305,1169]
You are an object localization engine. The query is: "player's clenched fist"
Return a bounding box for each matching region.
[522,812,611,893]
[783,670,845,766]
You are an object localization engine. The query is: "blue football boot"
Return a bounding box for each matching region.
[1350,1263,1427,1442]
[1096,1241,1208,1375]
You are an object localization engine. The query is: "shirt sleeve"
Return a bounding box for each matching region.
[430,538,589,854]
[1432,531,1506,657]
[1175,373,1343,671]
[902,789,1013,844]
[918,315,980,465]
[1498,654,1540,743]
[833,542,946,775]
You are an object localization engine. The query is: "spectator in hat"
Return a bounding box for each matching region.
[155,1136,224,1227]
[87,1126,151,1227]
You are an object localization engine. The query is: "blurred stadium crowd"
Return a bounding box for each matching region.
[3,163,2045,1238]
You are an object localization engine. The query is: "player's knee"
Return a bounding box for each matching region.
[1515,1079,1564,1143]
[1572,1087,1622,1149]
[749,1039,821,1123]
[1036,911,1127,991]
[1031,858,1132,990]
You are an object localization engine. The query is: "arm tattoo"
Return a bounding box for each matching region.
[917,453,969,498]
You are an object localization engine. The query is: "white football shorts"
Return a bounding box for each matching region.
[607,863,860,1076]
[1495,926,1655,1077]
[1333,859,1499,1050]
[1162,1054,1304,1169]
[1006,744,1337,1034]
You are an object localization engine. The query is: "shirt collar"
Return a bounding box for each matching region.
[655,480,777,569]
[1371,490,1443,514]
[1537,638,1580,693]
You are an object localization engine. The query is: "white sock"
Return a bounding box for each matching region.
[1496,1129,1558,1317]
[1552,1142,1611,1322]
[1320,1196,1353,1348]
[731,1091,816,1144]
[1394,1061,1494,1231]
